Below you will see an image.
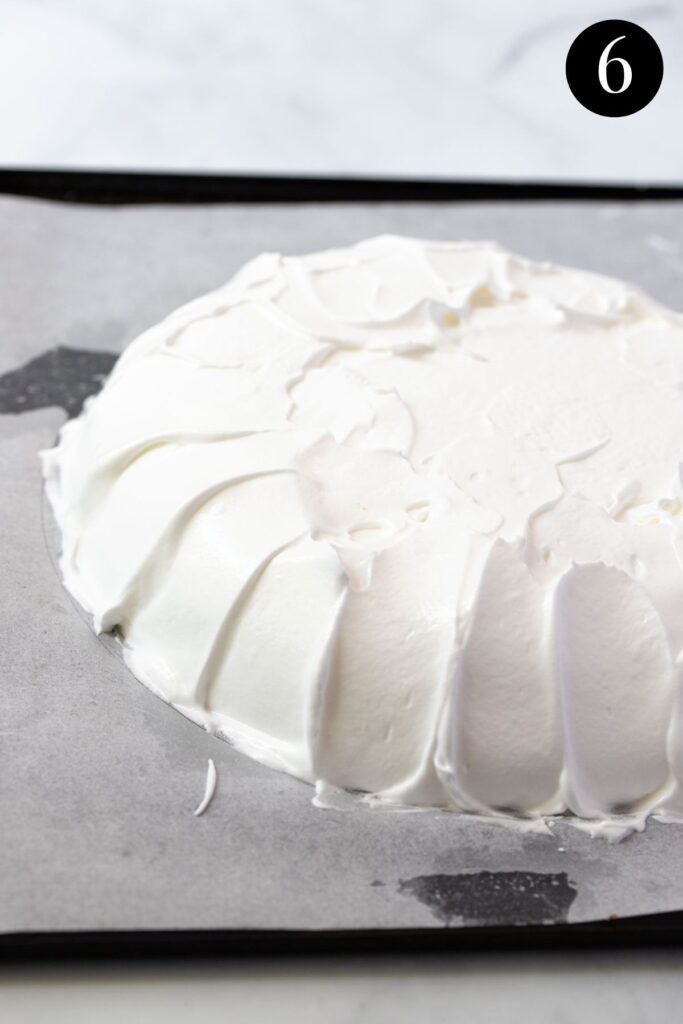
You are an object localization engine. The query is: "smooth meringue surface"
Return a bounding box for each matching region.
[42,236,683,828]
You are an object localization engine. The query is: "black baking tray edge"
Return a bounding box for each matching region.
[3,912,683,961]
[3,166,683,960]
[2,167,683,205]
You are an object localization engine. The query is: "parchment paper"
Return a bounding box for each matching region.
[3,194,683,936]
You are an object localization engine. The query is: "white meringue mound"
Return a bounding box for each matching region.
[42,235,683,837]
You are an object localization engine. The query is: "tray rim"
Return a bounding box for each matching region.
[4,910,683,960]
[2,167,683,205]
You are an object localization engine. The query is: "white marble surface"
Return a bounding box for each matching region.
[4,952,683,1024]
[0,0,680,182]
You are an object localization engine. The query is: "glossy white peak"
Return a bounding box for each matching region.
[42,236,683,832]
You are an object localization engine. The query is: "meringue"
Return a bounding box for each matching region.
[42,236,683,827]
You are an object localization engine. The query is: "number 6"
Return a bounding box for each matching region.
[598,35,632,93]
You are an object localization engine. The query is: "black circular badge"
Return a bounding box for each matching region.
[566,20,663,117]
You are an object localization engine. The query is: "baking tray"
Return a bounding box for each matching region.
[3,169,683,960]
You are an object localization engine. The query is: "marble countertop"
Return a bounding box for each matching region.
[0,0,680,183]
[4,950,683,1023]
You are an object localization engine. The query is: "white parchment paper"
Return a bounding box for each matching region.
[3,194,683,935]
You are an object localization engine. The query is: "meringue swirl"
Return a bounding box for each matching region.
[42,236,683,829]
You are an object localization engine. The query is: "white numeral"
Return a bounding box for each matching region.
[598,35,632,93]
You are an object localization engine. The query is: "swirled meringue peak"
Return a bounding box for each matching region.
[42,236,683,837]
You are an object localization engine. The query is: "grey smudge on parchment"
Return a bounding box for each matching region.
[0,346,116,419]
[398,870,577,926]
